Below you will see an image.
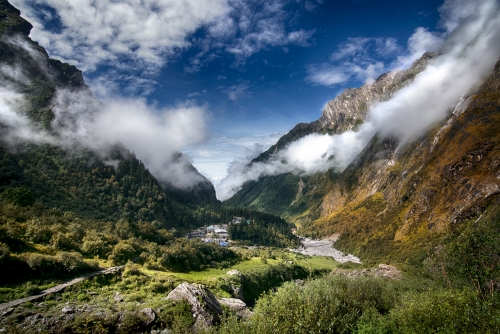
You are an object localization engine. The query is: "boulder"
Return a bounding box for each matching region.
[226,270,242,278]
[166,283,222,331]
[61,306,74,314]
[218,298,252,319]
[375,264,402,280]
[141,308,156,327]
[113,292,124,303]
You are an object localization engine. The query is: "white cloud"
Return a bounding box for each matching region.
[307,37,403,86]
[51,90,210,189]
[218,81,251,100]
[11,0,232,73]
[12,0,315,91]
[201,0,316,65]
[0,86,54,146]
[218,0,500,200]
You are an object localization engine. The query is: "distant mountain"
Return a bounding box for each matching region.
[0,0,216,229]
[226,53,500,263]
[226,53,435,221]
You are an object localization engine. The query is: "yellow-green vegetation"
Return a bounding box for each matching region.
[212,275,500,334]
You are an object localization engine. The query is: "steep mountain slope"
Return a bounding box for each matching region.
[303,59,500,263]
[226,53,434,221]
[227,49,500,264]
[0,0,216,228]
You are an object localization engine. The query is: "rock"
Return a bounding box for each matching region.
[376,264,402,280]
[113,292,124,303]
[141,308,156,327]
[151,330,171,334]
[226,270,242,278]
[333,264,402,280]
[61,306,74,314]
[88,291,98,296]
[166,282,222,331]
[25,313,42,325]
[218,298,252,319]
[0,308,14,317]
[293,279,305,286]
[228,285,244,301]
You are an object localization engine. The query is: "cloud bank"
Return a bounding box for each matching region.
[217,0,500,200]
[12,0,316,93]
[0,39,210,190]
[307,26,443,86]
[51,90,210,189]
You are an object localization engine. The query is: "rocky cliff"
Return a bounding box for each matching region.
[227,53,435,221]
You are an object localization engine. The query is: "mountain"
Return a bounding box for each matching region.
[226,53,500,264]
[226,53,435,222]
[0,0,216,229]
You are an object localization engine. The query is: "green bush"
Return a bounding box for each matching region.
[108,242,136,265]
[25,253,63,276]
[25,220,53,244]
[215,275,398,334]
[81,231,112,257]
[357,288,500,334]
[0,187,35,206]
[56,251,89,272]
[0,242,10,261]
[158,239,239,272]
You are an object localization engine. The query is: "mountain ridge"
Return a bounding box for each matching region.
[0,0,217,229]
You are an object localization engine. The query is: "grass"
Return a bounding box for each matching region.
[139,253,340,285]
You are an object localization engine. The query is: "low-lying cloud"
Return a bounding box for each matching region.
[217,0,500,201]
[0,57,210,190]
[51,90,210,189]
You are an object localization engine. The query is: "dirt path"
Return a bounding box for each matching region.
[291,238,361,263]
[0,266,124,312]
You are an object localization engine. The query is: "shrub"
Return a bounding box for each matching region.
[25,253,63,276]
[0,187,35,206]
[0,242,10,261]
[56,251,89,273]
[51,232,78,250]
[25,220,53,244]
[215,275,398,334]
[358,288,500,334]
[108,242,136,265]
[81,231,112,257]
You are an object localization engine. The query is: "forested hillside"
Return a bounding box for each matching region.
[0,0,218,230]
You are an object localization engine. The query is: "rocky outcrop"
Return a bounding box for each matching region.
[165,282,253,330]
[333,264,402,280]
[218,298,252,319]
[320,53,433,131]
[166,283,222,331]
[226,270,245,300]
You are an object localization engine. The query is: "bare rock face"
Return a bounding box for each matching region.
[166,283,222,331]
[320,53,434,132]
[218,298,252,319]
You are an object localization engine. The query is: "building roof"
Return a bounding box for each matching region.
[214,228,227,233]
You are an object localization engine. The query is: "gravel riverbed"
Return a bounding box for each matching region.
[291,238,361,263]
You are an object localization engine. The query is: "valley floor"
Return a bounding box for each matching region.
[291,237,361,263]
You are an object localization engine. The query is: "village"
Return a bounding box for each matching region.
[186,216,252,246]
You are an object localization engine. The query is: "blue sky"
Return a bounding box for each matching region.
[12,0,446,184]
